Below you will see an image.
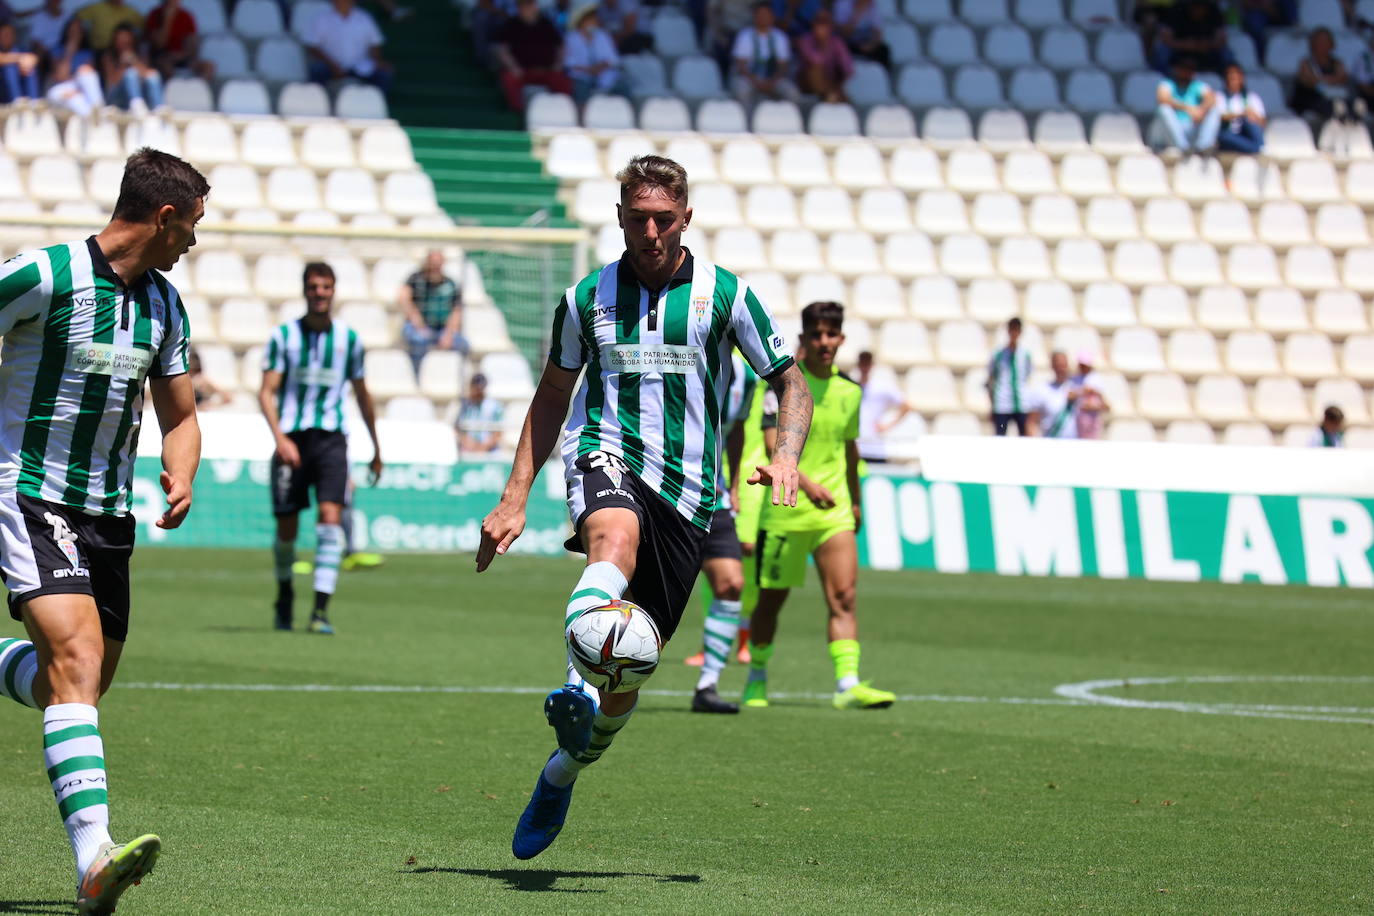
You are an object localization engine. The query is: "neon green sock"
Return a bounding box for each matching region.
[829,639,861,691]
[747,641,774,680]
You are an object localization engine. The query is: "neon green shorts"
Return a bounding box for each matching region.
[756,523,855,590]
[733,479,766,548]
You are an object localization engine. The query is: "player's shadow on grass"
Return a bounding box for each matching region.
[406,867,701,893]
[0,901,74,915]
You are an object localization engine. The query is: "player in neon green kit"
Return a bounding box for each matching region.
[744,301,896,710]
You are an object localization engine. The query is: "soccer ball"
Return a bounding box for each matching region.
[566,600,663,694]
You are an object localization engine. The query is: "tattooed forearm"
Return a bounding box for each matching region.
[769,363,812,466]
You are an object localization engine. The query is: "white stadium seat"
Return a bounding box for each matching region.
[1059,151,1113,199]
[979,110,1031,153]
[865,105,918,140]
[833,144,889,190]
[966,277,1018,326]
[1253,287,1308,334]
[1283,332,1338,381]
[1023,280,1077,326]
[254,37,307,83]
[936,319,990,368]
[1313,290,1370,336]
[366,349,419,398]
[1196,285,1250,331]
[239,120,297,169]
[277,82,331,118]
[1194,374,1251,423]
[1142,196,1196,244]
[752,100,804,136]
[265,166,322,214]
[883,233,938,278]
[1314,203,1372,250]
[584,95,636,131]
[1028,194,1082,240]
[1055,238,1110,286]
[1166,328,1221,377]
[997,236,1052,282]
[1284,245,1341,291]
[1252,376,1311,425]
[769,229,825,275]
[946,148,1000,195]
[971,193,1025,239]
[671,56,722,103]
[1111,239,1166,286]
[808,103,860,137]
[776,141,830,187]
[698,101,751,135]
[720,139,774,184]
[1226,243,1283,291]
[1110,326,1166,375]
[323,168,380,216]
[526,93,576,130]
[916,190,970,236]
[922,108,975,149]
[383,172,438,217]
[1138,284,1192,331]
[201,34,250,80]
[165,77,215,112]
[693,183,744,229]
[906,366,962,413]
[1312,378,1371,424]
[639,96,692,133]
[1136,372,1193,422]
[744,185,798,231]
[1225,330,1281,379]
[1199,199,1255,246]
[217,79,271,115]
[910,276,962,323]
[1081,282,1135,328]
[1003,150,1058,197]
[852,274,908,320]
[1033,111,1088,154]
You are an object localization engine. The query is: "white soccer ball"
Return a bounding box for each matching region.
[566,600,663,694]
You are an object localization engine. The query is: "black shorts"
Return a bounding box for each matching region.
[993,412,1029,436]
[564,451,708,642]
[1,494,135,642]
[701,508,742,563]
[271,429,349,516]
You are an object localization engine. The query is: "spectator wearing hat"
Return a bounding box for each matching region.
[1072,350,1109,440]
[495,0,572,111]
[565,3,627,102]
[1309,405,1345,448]
[457,374,504,454]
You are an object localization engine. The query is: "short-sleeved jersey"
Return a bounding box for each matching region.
[0,237,190,516]
[550,252,793,530]
[987,344,1032,414]
[715,352,758,509]
[263,318,364,434]
[761,363,860,532]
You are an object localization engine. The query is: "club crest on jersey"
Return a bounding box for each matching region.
[692,296,710,320]
[770,334,785,350]
[43,512,83,573]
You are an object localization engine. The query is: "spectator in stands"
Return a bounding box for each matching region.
[832,0,889,69]
[1236,0,1294,63]
[75,0,143,52]
[772,0,819,37]
[456,374,504,454]
[1291,27,1366,128]
[986,317,1032,437]
[1353,31,1374,110]
[565,4,628,102]
[145,0,213,81]
[1152,0,1231,74]
[0,20,40,102]
[495,0,572,112]
[598,0,652,55]
[27,0,69,60]
[1216,63,1266,153]
[471,0,514,71]
[731,1,799,105]
[188,347,232,408]
[1072,350,1109,439]
[710,0,757,79]
[1027,351,1079,439]
[796,9,852,103]
[1310,405,1346,447]
[102,23,162,112]
[45,16,105,116]
[305,0,394,94]
[1151,56,1221,152]
[398,249,468,373]
[854,350,913,464]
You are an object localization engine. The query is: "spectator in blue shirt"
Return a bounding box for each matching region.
[1151,56,1221,152]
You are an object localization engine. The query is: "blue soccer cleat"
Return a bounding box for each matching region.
[512,752,575,860]
[544,683,596,756]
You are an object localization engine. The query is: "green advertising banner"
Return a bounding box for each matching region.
[134,459,1374,589]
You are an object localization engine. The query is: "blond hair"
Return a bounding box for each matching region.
[616,155,689,204]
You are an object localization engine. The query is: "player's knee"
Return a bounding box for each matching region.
[716,576,744,601]
[587,527,637,567]
[46,643,103,692]
[827,586,857,615]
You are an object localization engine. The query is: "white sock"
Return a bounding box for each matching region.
[273,539,295,582]
[44,703,112,879]
[313,523,344,595]
[0,637,39,708]
[696,598,742,691]
[563,561,628,683]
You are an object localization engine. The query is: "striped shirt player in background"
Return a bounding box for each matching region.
[1027,351,1079,439]
[477,155,813,860]
[0,148,207,914]
[986,316,1033,436]
[258,262,383,635]
[683,351,757,715]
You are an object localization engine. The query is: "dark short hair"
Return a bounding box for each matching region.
[1008,317,1023,331]
[111,147,210,222]
[471,373,488,386]
[1324,405,1345,424]
[303,262,336,286]
[616,155,688,205]
[801,300,844,333]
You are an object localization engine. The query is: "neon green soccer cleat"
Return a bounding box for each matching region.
[343,552,385,571]
[833,681,896,710]
[291,560,313,575]
[77,834,160,915]
[741,678,769,708]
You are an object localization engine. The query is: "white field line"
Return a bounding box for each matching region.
[1054,675,1374,725]
[116,682,1087,707]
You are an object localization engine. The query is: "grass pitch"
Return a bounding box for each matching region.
[1,550,1371,914]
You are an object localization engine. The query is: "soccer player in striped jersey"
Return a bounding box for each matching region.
[477,155,813,859]
[259,262,383,635]
[1027,351,1079,439]
[0,148,207,913]
[745,301,897,711]
[986,316,1032,436]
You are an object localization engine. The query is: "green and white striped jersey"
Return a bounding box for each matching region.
[263,319,365,434]
[0,237,191,516]
[716,352,758,510]
[551,252,793,531]
[987,345,1032,414]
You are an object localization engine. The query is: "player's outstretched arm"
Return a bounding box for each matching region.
[749,363,812,507]
[477,360,580,571]
[150,373,201,530]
